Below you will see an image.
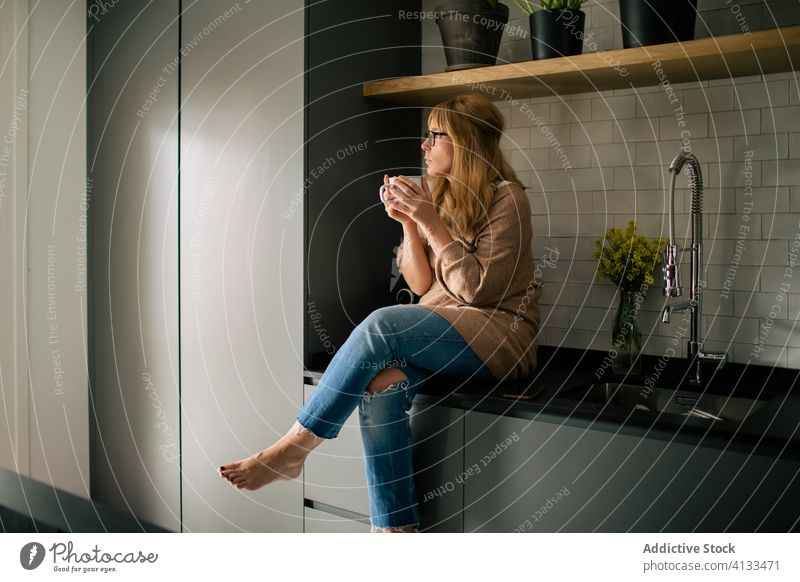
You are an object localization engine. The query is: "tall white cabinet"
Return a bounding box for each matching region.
[179,0,304,532]
[89,0,304,531]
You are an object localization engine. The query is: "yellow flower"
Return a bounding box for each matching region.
[593,221,666,293]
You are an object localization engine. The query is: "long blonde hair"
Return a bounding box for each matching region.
[428,93,523,242]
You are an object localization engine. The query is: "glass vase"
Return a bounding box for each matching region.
[611,289,642,376]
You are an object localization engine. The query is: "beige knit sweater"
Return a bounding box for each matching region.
[396,181,542,381]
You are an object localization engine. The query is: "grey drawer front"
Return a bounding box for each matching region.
[304,506,371,533]
[302,385,370,515]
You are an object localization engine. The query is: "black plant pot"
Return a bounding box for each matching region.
[435,0,509,71]
[620,0,698,49]
[530,9,585,60]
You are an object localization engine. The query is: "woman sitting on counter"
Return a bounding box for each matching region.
[219,92,542,532]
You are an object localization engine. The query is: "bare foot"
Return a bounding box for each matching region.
[218,421,323,490]
[371,525,418,533]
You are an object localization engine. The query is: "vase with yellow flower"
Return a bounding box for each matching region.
[593,221,665,376]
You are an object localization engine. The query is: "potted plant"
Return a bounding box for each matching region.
[435,0,510,71]
[593,221,665,376]
[515,0,586,60]
[620,0,698,49]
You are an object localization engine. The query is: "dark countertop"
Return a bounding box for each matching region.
[422,346,800,458]
[305,345,800,458]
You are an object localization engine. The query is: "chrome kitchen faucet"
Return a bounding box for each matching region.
[661,151,727,386]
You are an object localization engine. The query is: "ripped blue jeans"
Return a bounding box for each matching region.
[296,305,494,530]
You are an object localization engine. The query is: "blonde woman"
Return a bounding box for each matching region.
[219,93,541,532]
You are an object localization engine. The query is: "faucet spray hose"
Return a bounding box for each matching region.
[669,151,703,244]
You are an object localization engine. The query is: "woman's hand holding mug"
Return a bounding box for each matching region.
[381,174,438,231]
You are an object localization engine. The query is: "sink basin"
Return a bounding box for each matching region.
[567,382,770,423]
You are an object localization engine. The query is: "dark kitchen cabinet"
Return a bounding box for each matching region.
[462,411,799,532]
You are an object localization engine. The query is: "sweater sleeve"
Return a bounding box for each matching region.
[433,185,531,306]
[396,224,430,274]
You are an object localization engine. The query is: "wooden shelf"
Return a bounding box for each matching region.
[363,26,800,105]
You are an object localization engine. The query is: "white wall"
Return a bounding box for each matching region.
[0,0,89,496]
[421,0,800,368]
[0,0,31,479]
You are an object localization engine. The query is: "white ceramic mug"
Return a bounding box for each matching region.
[379,175,422,203]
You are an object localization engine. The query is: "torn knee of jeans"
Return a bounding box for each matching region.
[362,379,410,403]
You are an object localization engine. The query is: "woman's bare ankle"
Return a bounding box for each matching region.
[370,524,418,533]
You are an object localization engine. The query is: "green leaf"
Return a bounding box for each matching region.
[513,0,535,15]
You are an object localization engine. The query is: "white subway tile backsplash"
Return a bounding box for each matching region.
[734,291,789,320]
[540,305,571,328]
[547,328,608,351]
[734,186,790,213]
[736,343,787,367]
[591,142,635,167]
[544,283,594,308]
[735,239,790,266]
[756,318,800,348]
[708,109,761,136]
[659,113,709,140]
[613,165,665,190]
[790,133,800,159]
[612,118,659,142]
[590,3,619,28]
[500,126,531,150]
[788,295,800,321]
[570,120,614,145]
[551,145,591,169]
[705,160,761,188]
[609,214,667,237]
[635,91,684,118]
[761,214,800,240]
[570,306,614,333]
[702,314,759,343]
[637,137,734,165]
[733,134,789,160]
[532,214,577,238]
[531,169,572,191]
[548,259,599,284]
[759,266,797,293]
[593,189,635,214]
[790,81,800,106]
[585,25,615,52]
[530,122,569,147]
[706,212,762,240]
[589,283,617,308]
[533,192,594,216]
[510,148,549,171]
[701,289,736,317]
[550,100,592,124]
[682,86,735,114]
[570,166,615,191]
[511,102,549,127]
[762,160,800,186]
[733,79,790,109]
[761,105,800,134]
[701,188,737,213]
[705,264,760,292]
[591,95,637,121]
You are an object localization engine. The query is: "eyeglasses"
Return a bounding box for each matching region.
[423,131,448,147]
